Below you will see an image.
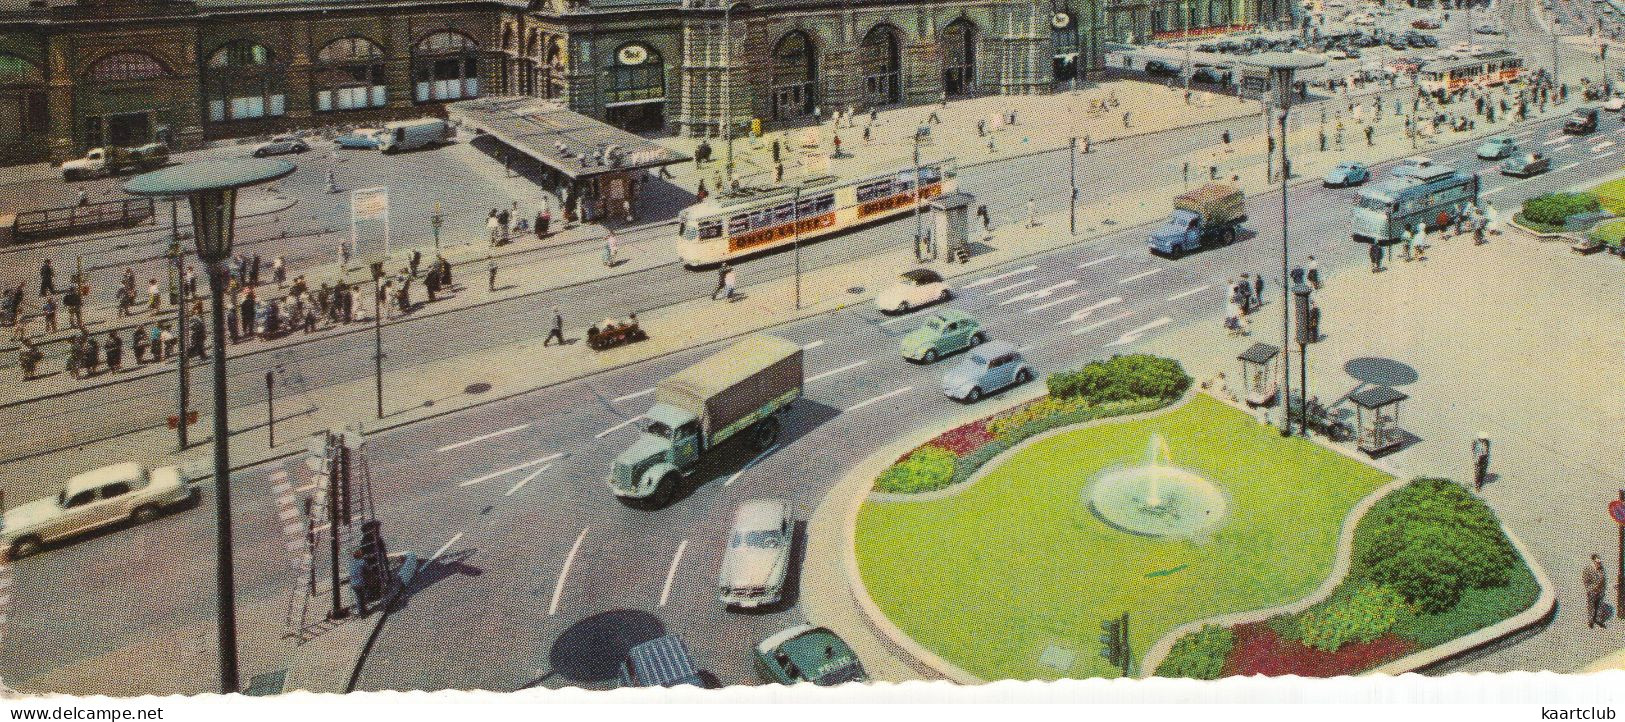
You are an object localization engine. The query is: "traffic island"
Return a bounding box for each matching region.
[853,389,1392,681]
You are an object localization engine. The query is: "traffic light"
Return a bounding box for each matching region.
[1098,612,1131,677]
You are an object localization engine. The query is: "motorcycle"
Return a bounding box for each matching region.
[1287,393,1354,442]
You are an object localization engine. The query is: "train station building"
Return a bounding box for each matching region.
[0,0,1291,167]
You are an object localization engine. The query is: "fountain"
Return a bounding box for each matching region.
[1086,434,1228,540]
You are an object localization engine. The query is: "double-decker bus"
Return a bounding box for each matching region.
[1417,49,1524,93]
[1350,161,1479,244]
[675,159,957,267]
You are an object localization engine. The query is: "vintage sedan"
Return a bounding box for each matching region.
[252,135,309,157]
[875,268,951,314]
[754,625,868,686]
[1475,136,1519,160]
[899,309,985,364]
[1499,152,1550,178]
[942,341,1033,403]
[2,462,195,559]
[1323,161,1370,187]
[718,499,792,609]
[335,129,384,149]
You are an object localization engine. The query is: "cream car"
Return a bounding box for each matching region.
[875,269,951,314]
[2,462,196,559]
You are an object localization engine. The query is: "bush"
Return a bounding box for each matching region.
[1355,478,1517,614]
[986,396,1092,439]
[1522,192,1600,227]
[1297,585,1411,652]
[875,445,957,493]
[928,420,998,457]
[1048,354,1191,404]
[1155,625,1235,679]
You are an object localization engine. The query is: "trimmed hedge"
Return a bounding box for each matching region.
[1355,478,1517,614]
[1297,584,1411,652]
[1521,192,1600,227]
[875,446,957,494]
[1154,625,1235,679]
[1047,354,1192,405]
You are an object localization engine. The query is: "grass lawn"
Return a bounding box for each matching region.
[854,394,1392,680]
[1593,178,1625,216]
[1590,219,1625,248]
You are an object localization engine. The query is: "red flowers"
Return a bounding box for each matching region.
[927,421,998,457]
[1224,622,1417,677]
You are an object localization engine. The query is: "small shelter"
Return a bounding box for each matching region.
[1350,385,1408,456]
[1237,342,1280,408]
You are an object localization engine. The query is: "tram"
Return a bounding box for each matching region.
[675,159,957,267]
[1417,49,1524,93]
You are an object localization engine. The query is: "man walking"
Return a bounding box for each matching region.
[1026,198,1037,228]
[39,259,55,296]
[348,548,369,618]
[487,256,498,292]
[711,263,730,300]
[544,308,566,346]
[1472,433,1491,491]
[1368,241,1383,273]
[1585,554,1608,629]
[722,264,737,300]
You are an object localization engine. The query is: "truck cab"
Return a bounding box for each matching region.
[1149,183,1244,257]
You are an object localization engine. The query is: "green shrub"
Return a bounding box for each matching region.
[1355,478,1517,614]
[875,445,958,493]
[1297,585,1411,652]
[1048,354,1191,404]
[1522,192,1600,226]
[987,396,1092,439]
[1155,625,1235,679]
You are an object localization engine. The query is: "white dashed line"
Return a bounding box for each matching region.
[431,532,464,563]
[1167,285,1211,302]
[1595,141,1616,152]
[1057,297,1124,326]
[1559,161,1581,171]
[1000,279,1078,306]
[1118,268,1166,284]
[611,388,655,404]
[726,445,779,486]
[436,424,531,453]
[1024,292,1086,314]
[1077,254,1121,269]
[801,340,826,351]
[1071,310,1135,335]
[846,386,914,412]
[457,454,566,487]
[1108,316,1175,346]
[988,279,1038,295]
[278,507,300,521]
[549,527,589,616]
[594,416,645,439]
[1600,151,1620,160]
[963,265,1038,289]
[659,539,688,607]
[808,360,869,383]
[505,464,552,496]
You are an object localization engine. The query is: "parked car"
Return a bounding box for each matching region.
[754,625,868,686]
[1412,17,1442,29]
[2,462,196,559]
[618,635,704,688]
[1326,47,1351,60]
[1606,94,1625,112]
[1323,161,1370,187]
[899,309,985,364]
[1500,152,1550,177]
[252,135,308,157]
[1565,106,1600,134]
[875,268,950,314]
[942,341,1033,403]
[1475,23,1500,34]
[1475,136,1519,160]
[335,129,384,149]
[718,499,792,609]
[1146,60,1180,77]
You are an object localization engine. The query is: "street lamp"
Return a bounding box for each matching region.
[722,0,741,177]
[124,157,295,695]
[1242,52,1324,438]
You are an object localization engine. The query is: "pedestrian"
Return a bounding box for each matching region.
[977,118,986,137]
[250,254,262,286]
[976,204,991,231]
[189,315,206,359]
[159,323,175,361]
[1368,241,1383,273]
[437,255,452,288]
[349,548,369,618]
[1123,111,1131,128]
[544,307,566,346]
[65,335,82,379]
[603,231,619,267]
[722,264,737,300]
[82,333,99,376]
[1401,226,1415,262]
[497,208,511,244]
[1307,301,1321,341]
[487,256,498,292]
[410,250,422,278]
[774,161,784,184]
[1026,198,1037,228]
[77,188,89,206]
[39,259,55,297]
[862,124,871,142]
[771,138,781,163]
[488,211,502,246]
[227,305,239,344]
[303,306,318,334]
[41,295,56,333]
[63,286,81,328]
[870,107,878,124]
[1221,129,1231,147]
[184,266,198,299]
[272,255,286,287]
[132,323,149,364]
[1585,554,1608,629]
[537,207,551,238]
[711,263,729,300]
[1472,433,1491,491]
[1365,125,1374,146]
[1252,274,1264,311]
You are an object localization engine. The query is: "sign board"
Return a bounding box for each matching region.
[1609,499,1625,526]
[351,187,389,220]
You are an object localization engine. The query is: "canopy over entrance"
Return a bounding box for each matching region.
[447,96,689,181]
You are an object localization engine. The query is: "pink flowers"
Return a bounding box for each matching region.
[927,420,998,457]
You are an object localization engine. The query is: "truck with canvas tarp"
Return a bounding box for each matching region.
[1148,183,1247,256]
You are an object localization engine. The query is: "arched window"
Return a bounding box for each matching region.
[86,51,171,82]
[315,37,387,112]
[942,20,976,97]
[770,31,817,121]
[1051,12,1080,84]
[606,43,664,103]
[542,39,566,100]
[860,26,901,107]
[414,30,481,102]
[0,54,47,145]
[205,42,285,122]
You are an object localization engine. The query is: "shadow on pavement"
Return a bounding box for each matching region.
[548,609,666,684]
[1343,356,1420,387]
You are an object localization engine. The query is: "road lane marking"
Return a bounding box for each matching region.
[506,464,552,496]
[1167,285,1211,302]
[1547,140,1571,149]
[1484,185,1511,197]
[1057,297,1124,326]
[726,445,779,486]
[457,454,566,487]
[988,279,1038,295]
[1601,150,1620,160]
[1024,292,1085,314]
[878,315,915,326]
[282,522,302,536]
[1558,161,1581,171]
[659,539,689,607]
[1071,310,1135,335]
[1000,279,1078,306]
[1118,268,1165,284]
[272,482,292,496]
[549,527,589,616]
[964,265,1038,289]
[846,386,914,412]
[801,340,826,351]
[594,415,645,439]
[436,424,531,453]
[1108,316,1175,346]
[431,532,464,562]
[294,481,319,493]
[611,388,655,404]
[1077,254,1121,269]
[278,507,300,521]
[808,360,868,383]
[1595,141,1616,152]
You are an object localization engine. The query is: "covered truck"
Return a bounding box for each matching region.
[609,335,803,507]
[61,144,170,181]
[1148,183,1246,256]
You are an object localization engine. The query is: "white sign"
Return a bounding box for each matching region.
[351,187,389,221]
[618,45,649,66]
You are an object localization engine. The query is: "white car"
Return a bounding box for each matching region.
[1348,13,1377,24]
[718,499,792,609]
[2,462,195,559]
[1604,94,1625,112]
[874,268,951,314]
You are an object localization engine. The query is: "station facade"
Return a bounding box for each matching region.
[0,0,1290,167]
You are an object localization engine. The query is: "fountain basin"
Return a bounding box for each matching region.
[1088,463,1228,540]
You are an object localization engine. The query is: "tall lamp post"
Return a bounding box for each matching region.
[1242,52,1323,438]
[124,158,296,695]
[722,0,740,177]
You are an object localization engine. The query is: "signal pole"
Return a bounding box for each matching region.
[1069,137,1078,235]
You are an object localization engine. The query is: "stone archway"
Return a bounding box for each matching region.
[770,30,817,121]
[942,19,976,98]
[859,25,902,107]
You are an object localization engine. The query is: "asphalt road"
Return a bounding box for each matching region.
[5,105,1620,692]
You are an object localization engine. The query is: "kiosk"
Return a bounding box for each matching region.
[930,192,974,263]
[1238,342,1280,408]
[1351,385,1408,456]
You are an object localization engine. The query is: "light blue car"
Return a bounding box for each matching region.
[1475,136,1518,160]
[941,340,1033,403]
[1322,161,1369,187]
